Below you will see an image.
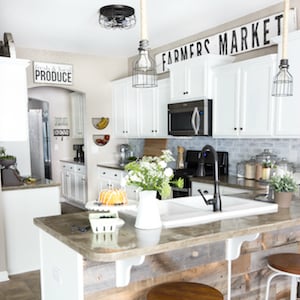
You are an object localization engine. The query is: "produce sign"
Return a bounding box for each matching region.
[33,62,73,85]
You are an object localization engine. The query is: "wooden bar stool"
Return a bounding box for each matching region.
[147,282,223,300]
[265,253,300,300]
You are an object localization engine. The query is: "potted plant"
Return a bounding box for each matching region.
[0,147,16,168]
[125,150,183,229]
[269,173,298,208]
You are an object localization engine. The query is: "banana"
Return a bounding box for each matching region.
[96,118,109,129]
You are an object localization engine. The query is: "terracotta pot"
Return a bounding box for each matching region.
[274,192,293,208]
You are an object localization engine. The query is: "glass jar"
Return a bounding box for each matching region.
[255,149,277,181]
[245,157,256,180]
[236,161,245,178]
[275,157,294,176]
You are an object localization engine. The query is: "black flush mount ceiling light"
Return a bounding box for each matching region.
[132,0,157,88]
[272,0,293,97]
[99,5,136,29]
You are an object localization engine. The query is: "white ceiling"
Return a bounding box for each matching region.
[0,0,283,58]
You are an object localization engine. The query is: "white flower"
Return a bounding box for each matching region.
[158,161,167,169]
[164,167,173,178]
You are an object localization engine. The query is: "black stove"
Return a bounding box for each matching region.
[172,150,229,198]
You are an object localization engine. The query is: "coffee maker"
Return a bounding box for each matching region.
[73,144,84,163]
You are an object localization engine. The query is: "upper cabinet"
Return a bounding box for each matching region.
[139,78,169,137]
[168,55,234,102]
[112,77,169,138]
[273,31,300,138]
[112,77,139,138]
[213,54,277,138]
[70,92,85,139]
[0,58,30,141]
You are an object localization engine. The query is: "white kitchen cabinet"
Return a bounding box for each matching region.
[273,31,300,137]
[213,54,276,138]
[139,78,169,137]
[168,55,234,103]
[191,181,250,196]
[112,77,169,138]
[98,166,139,201]
[112,77,139,138]
[0,58,30,141]
[70,92,85,138]
[61,162,86,205]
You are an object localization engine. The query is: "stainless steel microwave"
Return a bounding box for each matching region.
[168,99,212,136]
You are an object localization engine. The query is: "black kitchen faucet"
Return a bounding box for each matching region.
[197,144,222,212]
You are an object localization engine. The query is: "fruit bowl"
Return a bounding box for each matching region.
[92,117,109,130]
[93,134,110,146]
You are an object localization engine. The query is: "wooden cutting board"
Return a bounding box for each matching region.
[143,139,168,157]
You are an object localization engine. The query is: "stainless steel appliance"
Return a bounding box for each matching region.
[168,100,212,136]
[28,98,52,180]
[119,144,130,167]
[172,150,228,198]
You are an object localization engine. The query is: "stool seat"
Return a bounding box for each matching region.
[147,282,223,300]
[268,253,300,275]
[265,253,300,300]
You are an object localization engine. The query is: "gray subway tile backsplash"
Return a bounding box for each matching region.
[129,137,300,176]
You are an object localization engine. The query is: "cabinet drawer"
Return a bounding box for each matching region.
[98,167,124,180]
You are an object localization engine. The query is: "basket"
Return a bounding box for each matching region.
[89,211,124,233]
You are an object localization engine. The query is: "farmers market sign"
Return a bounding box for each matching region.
[155,9,297,73]
[33,62,73,85]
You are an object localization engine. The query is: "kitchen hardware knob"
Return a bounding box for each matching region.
[234,127,237,130]
[240,127,243,130]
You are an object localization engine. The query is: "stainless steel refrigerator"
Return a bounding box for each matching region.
[28,98,52,180]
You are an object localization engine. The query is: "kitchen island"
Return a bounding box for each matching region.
[34,196,300,300]
[2,180,61,275]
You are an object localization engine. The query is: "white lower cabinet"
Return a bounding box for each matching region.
[61,162,87,205]
[98,166,139,201]
[191,181,250,196]
[213,54,276,138]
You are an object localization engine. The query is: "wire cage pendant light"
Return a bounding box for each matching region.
[132,0,157,88]
[99,5,136,29]
[272,0,293,97]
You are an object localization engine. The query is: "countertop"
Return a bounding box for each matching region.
[191,175,268,191]
[2,179,60,191]
[60,159,85,165]
[97,163,124,170]
[34,196,300,262]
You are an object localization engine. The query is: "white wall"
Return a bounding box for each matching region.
[16,48,129,201]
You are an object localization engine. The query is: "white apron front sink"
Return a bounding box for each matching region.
[157,195,278,228]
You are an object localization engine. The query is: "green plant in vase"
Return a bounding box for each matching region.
[269,173,298,208]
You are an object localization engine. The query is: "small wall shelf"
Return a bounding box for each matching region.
[92,117,109,130]
[93,134,110,146]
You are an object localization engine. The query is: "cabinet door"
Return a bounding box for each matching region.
[0,58,30,141]
[155,78,169,136]
[74,165,86,204]
[70,92,84,138]
[112,78,139,137]
[239,55,275,137]
[169,63,187,101]
[274,33,300,137]
[213,64,240,137]
[139,88,156,137]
